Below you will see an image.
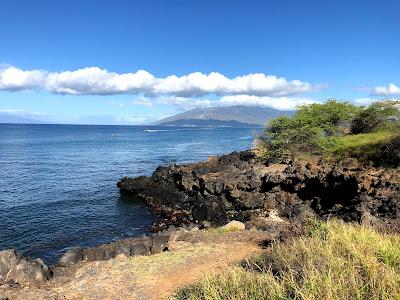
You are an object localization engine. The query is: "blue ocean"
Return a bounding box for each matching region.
[0,124,255,264]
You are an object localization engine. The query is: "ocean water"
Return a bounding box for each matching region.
[0,124,256,264]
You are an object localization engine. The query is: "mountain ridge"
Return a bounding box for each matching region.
[154,105,293,126]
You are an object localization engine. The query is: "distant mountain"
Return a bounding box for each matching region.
[157,119,262,128]
[0,112,47,124]
[154,105,293,127]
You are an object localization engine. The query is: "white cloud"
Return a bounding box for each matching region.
[352,98,376,105]
[74,114,148,125]
[156,96,212,110]
[45,67,155,95]
[152,72,324,97]
[218,95,317,110]
[0,65,324,97]
[0,66,45,91]
[133,97,153,107]
[0,109,25,113]
[109,100,126,108]
[115,116,147,124]
[371,83,400,96]
[0,109,46,117]
[138,94,317,111]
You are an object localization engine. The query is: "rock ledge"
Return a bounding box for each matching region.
[118,151,400,231]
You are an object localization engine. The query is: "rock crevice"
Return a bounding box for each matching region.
[118,151,400,231]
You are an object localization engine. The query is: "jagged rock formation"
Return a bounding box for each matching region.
[118,151,400,231]
[58,231,175,266]
[0,249,52,287]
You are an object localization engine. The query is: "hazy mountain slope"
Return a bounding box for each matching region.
[0,113,46,124]
[157,119,262,128]
[154,106,293,126]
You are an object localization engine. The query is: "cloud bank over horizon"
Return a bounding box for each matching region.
[1,65,399,120]
[0,65,327,110]
[150,95,318,111]
[0,65,325,97]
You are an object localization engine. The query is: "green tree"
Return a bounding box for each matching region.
[254,100,359,161]
[296,100,360,136]
[351,100,400,134]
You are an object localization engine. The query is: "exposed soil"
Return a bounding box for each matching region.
[0,230,272,300]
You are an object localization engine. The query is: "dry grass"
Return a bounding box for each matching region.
[205,227,242,234]
[116,243,225,278]
[172,221,400,300]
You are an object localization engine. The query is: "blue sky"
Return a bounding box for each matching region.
[0,0,399,124]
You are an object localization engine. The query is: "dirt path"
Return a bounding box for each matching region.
[1,231,270,300]
[136,242,261,299]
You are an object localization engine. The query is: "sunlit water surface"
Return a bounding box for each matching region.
[0,124,256,263]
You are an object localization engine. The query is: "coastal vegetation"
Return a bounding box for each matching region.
[253,100,400,165]
[173,221,400,300]
[170,101,400,300]
[5,101,399,299]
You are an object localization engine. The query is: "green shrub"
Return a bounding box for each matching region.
[296,100,360,136]
[254,116,323,161]
[254,100,400,165]
[351,101,400,134]
[254,100,359,161]
[305,218,329,239]
[373,133,400,166]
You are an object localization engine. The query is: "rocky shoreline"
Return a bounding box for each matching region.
[1,223,278,300]
[1,150,399,293]
[0,224,197,288]
[118,150,400,231]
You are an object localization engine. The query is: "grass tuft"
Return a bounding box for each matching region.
[172,221,400,300]
[324,130,395,155]
[206,227,242,234]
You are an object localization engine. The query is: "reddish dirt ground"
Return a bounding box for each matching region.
[1,230,271,300]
